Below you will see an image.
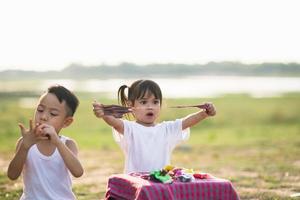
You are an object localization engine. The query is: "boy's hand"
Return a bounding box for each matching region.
[19,120,48,150]
[36,124,60,145]
[92,101,105,118]
[203,103,216,116]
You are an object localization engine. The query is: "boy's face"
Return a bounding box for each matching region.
[34,92,73,134]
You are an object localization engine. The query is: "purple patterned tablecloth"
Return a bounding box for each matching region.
[105,173,240,200]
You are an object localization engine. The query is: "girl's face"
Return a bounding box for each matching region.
[34,93,72,133]
[132,91,161,126]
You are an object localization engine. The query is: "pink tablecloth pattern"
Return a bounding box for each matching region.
[105,173,240,200]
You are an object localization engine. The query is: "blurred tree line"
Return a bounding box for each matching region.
[1,62,300,80]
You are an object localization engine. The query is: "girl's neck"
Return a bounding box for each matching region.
[136,120,156,127]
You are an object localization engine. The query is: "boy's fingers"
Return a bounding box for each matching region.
[29,119,33,131]
[36,124,49,134]
[35,126,43,136]
[33,123,39,134]
[37,124,47,129]
[36,136,49,141]
[18,123,26,134]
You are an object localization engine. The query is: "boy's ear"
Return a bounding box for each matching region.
[63,117,74,128]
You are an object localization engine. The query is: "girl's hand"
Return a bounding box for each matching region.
[19,120,48,150]
[36,124,60,145]
[203,103,216,116]
[92,101,105,118]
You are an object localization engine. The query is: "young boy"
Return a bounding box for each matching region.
[7,85,84,200]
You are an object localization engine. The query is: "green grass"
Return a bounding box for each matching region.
[0,92,300,199]
[0,173,22,199]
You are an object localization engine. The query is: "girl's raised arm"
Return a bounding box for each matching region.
[181,103,216,130]
[92,101,124,134]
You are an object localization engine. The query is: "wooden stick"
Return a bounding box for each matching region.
[169,104,207,109]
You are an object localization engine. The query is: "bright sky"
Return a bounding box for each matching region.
[0,0,299,71]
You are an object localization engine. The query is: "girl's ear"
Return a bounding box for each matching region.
[63,117,74,128]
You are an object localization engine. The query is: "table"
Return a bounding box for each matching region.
[105,173,240,200]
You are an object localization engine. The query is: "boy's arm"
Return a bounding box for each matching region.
[93,102,124,134]
[37,124,84,178]
[7,139,28,180]
[182,103,216,130]
[7,121,47,180]
[56,139,84,178]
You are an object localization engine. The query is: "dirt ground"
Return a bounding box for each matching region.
[1,150,299,199]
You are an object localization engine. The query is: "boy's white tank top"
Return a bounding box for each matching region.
[20,135,76,200]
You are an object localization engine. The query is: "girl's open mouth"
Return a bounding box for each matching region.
[146,112,154,117]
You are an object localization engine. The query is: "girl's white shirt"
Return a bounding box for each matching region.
[113,119,190,173]
[20,135,76,200]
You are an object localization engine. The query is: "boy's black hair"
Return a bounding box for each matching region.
[47,85,79,116]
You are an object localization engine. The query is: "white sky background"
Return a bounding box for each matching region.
[0,0,299,71]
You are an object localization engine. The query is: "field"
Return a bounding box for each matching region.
[0,92,299,199]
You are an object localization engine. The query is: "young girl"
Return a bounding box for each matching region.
[92,79,216,173]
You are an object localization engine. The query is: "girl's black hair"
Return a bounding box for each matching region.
[118,80,162,107]
[47,85,79,116]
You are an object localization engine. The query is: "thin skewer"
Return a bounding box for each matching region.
[100,104,208,118]
[169,104,208,109]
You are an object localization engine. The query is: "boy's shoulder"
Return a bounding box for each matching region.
[61,135,79,151]
[60,135,76,143]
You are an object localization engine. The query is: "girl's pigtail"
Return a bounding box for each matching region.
[118,85,128,107]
